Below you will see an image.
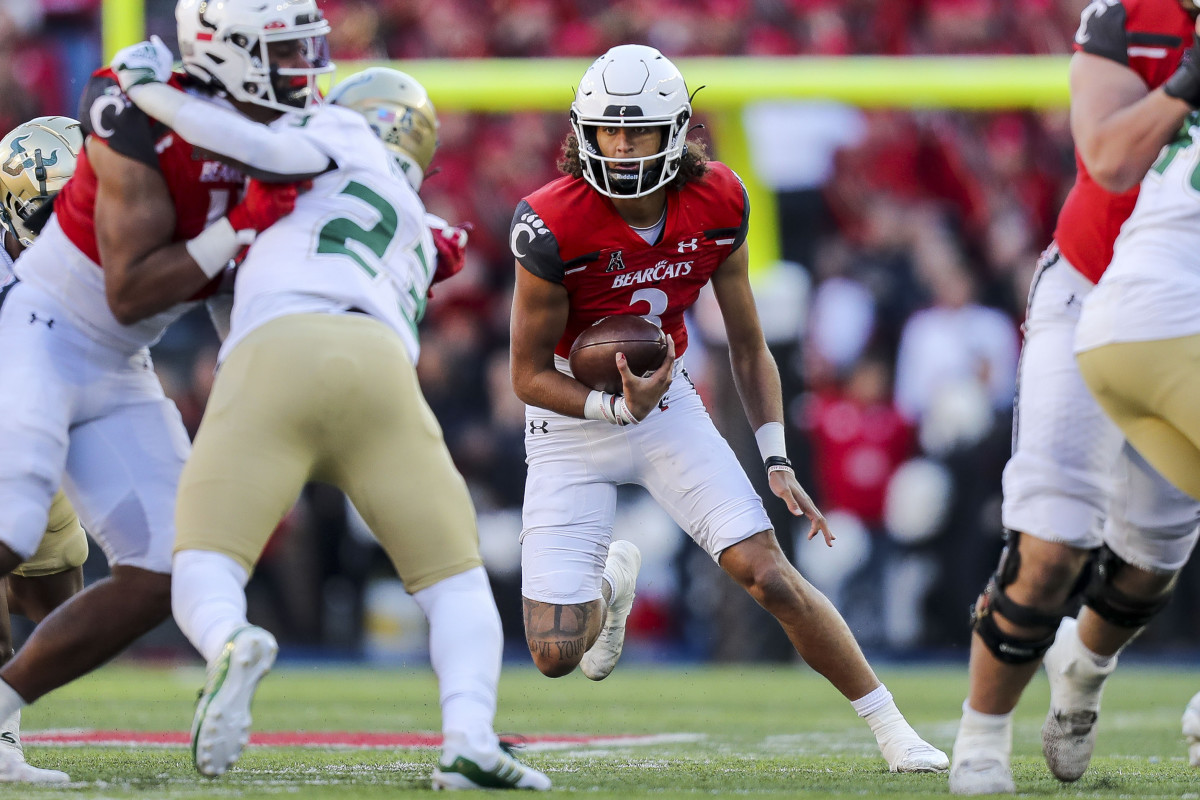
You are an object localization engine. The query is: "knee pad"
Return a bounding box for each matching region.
[969,531,1085,664]
[1083,545,1173,629]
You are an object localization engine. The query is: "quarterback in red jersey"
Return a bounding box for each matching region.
[0,0,326,781]
[950,0,1200,794]
[509,44,946,774]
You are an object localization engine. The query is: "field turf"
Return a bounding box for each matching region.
[5,660,1199,798]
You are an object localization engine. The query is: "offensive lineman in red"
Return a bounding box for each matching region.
[950,0,1200,793]
[508,44,947,773]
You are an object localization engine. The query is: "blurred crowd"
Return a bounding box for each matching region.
[6,0,1200,661]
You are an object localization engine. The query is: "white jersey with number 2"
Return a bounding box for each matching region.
[222,104,436,365]
[1077,114,1200,353]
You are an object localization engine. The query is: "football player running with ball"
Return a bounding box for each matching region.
[0,116,89,784]
[508,44,946,774]
[950,0,1200,793]
[112,25,550,787]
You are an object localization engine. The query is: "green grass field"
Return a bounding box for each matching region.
[5,659,1199,798]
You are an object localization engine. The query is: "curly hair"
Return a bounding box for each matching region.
[557,133,709,189]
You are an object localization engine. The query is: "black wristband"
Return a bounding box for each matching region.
[1165,38,1200,107]
[764,455,793,473]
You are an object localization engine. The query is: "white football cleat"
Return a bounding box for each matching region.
[949,755,1014,795]
[432,738,551,791]
[580,540,640,681]
[1182,690,1200,767]
[882,737,949,773]
[1041,617,1115,783]
[0,710,68,784]
[191,625,278,777]
[949,705,1013,794]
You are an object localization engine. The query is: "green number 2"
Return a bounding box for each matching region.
[1150,114,1200,189]
[316,181,397,277]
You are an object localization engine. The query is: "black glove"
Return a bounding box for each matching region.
[1165,35,1200,107]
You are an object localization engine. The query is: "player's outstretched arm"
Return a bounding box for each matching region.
[112,40,332,182]
[709,243,784,435]
[709,242,833,545]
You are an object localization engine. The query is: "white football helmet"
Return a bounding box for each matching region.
[176,0,333,114]
[326,67,439,191]
[570,44,691,199]
[0,116,82,247]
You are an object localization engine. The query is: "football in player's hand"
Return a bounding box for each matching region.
[569,315,668,394]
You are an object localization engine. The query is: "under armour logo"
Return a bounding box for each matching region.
[677,238,699,253]
[605,251,627,272]
[28,312,53,328]
[528,420,549,435]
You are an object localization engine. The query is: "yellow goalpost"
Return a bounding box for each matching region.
[102,0,1070,272]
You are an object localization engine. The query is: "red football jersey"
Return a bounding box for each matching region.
[1054,0,1192,283]
[512,161,749,359]
[56,68,246,267]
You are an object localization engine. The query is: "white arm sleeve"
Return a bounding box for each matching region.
[126,83,332,180]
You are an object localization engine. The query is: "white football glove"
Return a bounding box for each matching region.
[111,35,174,93]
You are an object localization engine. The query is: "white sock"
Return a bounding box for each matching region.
[0,682,24,737]
[852,685,922,750]
[1067,625,1117,670]
[956,701,1013,758]
[172,549,250,664]
[413,567,501,762]
[851,684,892,718]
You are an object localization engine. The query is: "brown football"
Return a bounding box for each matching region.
[568,315,668,394]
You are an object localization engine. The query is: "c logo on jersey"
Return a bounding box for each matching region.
[2,135,61,177]
[510,211,549,258]
[676,238,699,253]
[605,251,627,272]
[89,92,128,140]
[1075,0,1119,45]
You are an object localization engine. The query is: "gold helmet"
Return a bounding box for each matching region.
[0,116,83,247]
[326,67,438,191]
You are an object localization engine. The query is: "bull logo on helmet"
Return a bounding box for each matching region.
[2,135,60,178]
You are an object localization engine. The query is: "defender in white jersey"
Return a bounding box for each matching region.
[119,58,549,789]
[1076,118,1200,767]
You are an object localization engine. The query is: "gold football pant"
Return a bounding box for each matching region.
[11,490,88,577]
[175,313,482,592]
[1078,333,1200,501]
